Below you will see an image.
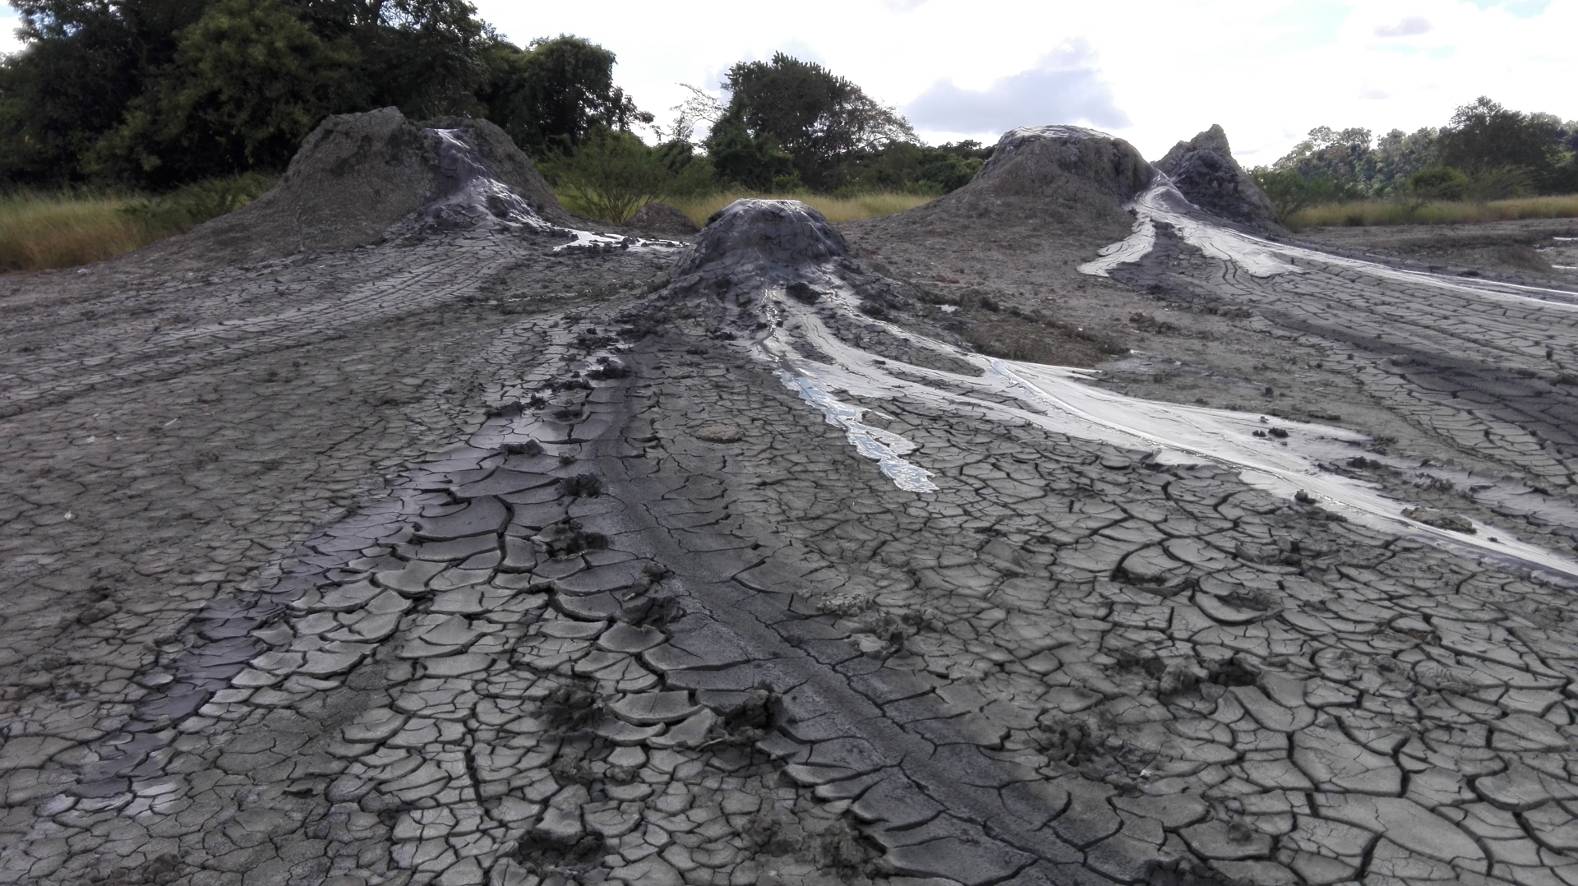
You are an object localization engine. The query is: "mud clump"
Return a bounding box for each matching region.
[154,107,568,265]
[1403,506,1476,534]
[1156,124,1279,230]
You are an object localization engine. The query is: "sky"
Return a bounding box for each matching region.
[1,0,1571,166]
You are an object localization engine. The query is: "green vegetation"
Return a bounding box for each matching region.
[1287,194,1578,229]
[1252,97,1578,228]
[664,191,933,228]
[2,0,975,264]
[0,174,271,271]
[0,1,645,188]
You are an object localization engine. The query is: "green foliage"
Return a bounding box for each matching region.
[1266,95,1578,227]
[0,174,271,271]
[1407,166,1469,201]
[704,53,916,191]
[1440,96,1559,175]
[839,141,989,195]
[541,130,715,224]
[0,1,643,190]
[1288,194,1578,229]
[706,115,800,191]
[1250,168,1355,223]
[119,172,277,229]
[91,0,356,186]
[478,36,647,156]
[1463,165,1535,202]
[541,130,671,223]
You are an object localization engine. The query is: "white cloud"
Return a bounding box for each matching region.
[474,0,1576,166]
[907,41,1130,136]
[0,10,24,57]
[2,1,1567,166]
[1374,15,1433,37]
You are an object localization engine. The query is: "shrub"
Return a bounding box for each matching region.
[1408,166,1468,201]
[1464,165,1535,202]
[542,130,717,223]
[119,173,275,230]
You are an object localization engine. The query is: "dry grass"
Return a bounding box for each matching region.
[0,192,171,272]
[1,176,273,273]
[1291,193,1578,229]
[666,191,933,227]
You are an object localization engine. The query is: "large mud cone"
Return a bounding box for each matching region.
[969,125,1155,207]
[858,125,1155,250]
[151,107,571,265]
[1156,124,1279,230]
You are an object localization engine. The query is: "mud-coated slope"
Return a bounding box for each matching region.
[148,107,571,265]
[870,125,1153,241]
[1156,124,1278,230]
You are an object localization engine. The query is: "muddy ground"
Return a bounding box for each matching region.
[3,124,1578,886]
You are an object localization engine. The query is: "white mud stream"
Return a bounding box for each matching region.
[755,286,1578,580]
[426,128,682,254]
[1082,177,1578,310]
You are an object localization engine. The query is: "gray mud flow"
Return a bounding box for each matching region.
[4,119,1578,886]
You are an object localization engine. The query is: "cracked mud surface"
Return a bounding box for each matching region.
[5,172,1578,886]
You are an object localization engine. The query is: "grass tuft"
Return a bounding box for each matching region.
[1290,194,1578,229]
[0,175,272,273]
[0,192,163,272]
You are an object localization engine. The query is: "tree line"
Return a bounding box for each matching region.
[0,4,982,209]
[0,0,647,187]
[1252,97,1578,220]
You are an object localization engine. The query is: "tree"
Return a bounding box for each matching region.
[1273,126,1377,195]
[478,35,647,155]
[1407,166,1468,201]
[90,0,355,185]
[704,53,916,190]
[1439,96,1559,174]
[1251,167,1351,223]
[0,1,144,182]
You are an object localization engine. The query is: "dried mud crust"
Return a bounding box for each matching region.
[1296,219,1578,286]
[3,188,1578,886]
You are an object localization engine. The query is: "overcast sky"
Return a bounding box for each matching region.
[2,0,1571,166]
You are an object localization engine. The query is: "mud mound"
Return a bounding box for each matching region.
[1156,124,1278,230]
[153,107,571,265]
[970,125,1155,205]
[677,199,849,281]
[628,202,700,237]
[858,125,1154,249]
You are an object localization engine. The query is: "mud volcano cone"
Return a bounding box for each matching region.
[678,199,849,280]
[858,125,1156,250]
[151,107,571,265]
[1156,124,1279,230]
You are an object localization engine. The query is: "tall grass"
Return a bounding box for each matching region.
[0,174,273,272]
[0,192,164,272]
[664,191,933,227]
[1290,194,1578,229]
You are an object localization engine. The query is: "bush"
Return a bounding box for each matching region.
[1408,166,1468,201]
[1251,168,1357,224]
[1464,165,1535,202]
[119,173,276,230]
[542,130,718,223]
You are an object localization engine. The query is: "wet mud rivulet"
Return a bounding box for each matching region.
[4,112,1578,886]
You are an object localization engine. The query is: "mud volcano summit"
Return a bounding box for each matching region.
[5,109,1578,886]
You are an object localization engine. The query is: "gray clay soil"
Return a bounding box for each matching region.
[3,114,1578,886]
